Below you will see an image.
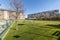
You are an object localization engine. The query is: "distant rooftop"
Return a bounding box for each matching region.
[0,8,15,11]
[0,8,24,12]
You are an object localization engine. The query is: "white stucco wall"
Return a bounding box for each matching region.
[20,13,25,19]
[12,12,16,19]
[4,11,9,20]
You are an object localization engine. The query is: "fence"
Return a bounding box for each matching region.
[0,19,14,40]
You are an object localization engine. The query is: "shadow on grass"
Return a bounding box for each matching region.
[13,35,21,38]
[52,31,60,36]
[46,24,60,29]
[52,31,60,40]
[57,37,60,40]
[18,24,25,26]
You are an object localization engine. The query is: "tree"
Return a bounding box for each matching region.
[9,0,24,30]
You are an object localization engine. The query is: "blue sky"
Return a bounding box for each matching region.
[0,0,60,18]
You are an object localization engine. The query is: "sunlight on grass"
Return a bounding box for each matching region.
[4,21,60,40]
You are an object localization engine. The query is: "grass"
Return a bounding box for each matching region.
[4,21,60,40]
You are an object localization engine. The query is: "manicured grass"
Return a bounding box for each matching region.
[4,21,60,40]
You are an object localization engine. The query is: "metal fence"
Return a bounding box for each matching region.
[0,19,14,40]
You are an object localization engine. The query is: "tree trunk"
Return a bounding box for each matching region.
[16,19,18,30]
[15,8,18,30]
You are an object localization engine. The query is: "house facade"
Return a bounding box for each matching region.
[0,9,25,22]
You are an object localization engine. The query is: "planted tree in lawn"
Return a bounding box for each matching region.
[10,0,24,30]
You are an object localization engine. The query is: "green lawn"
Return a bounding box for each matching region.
[4,21,60,40]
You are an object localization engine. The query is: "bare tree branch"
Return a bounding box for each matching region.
[9,0,24,30]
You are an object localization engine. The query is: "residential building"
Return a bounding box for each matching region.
[28,10,59,20]
[0,9,25,22]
